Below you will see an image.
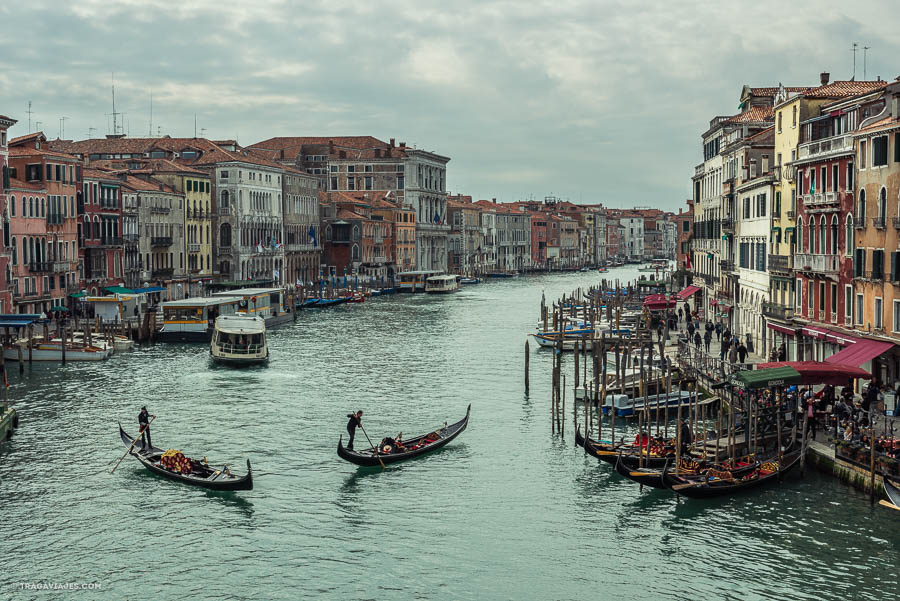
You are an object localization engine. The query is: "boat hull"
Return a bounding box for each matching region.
[3,346,110,361]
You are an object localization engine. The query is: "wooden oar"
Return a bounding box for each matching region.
[358,423,385,469]
[112,416,155,474]
[879,499,900,512]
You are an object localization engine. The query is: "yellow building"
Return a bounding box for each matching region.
[147,160,213,278]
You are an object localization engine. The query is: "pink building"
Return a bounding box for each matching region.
[0,114,16,313]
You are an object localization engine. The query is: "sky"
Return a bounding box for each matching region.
[1,0,897,211]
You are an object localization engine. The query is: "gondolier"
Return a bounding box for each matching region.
[346,410,363,450]
[138,406,155,449]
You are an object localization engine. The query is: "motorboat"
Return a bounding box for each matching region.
[210,315,268,365]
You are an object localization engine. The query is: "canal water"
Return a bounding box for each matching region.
[1,269,897,601]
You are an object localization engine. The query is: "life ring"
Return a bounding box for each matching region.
[12,413,19,428]
[382,445,392,453]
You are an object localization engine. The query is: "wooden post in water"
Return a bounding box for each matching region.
[16,333,23,373]
[800,403,809,476]
[27,324,33,365]
[715,401,722,462]
[524,339,530,392]
[562,373,566,439]
[776,392,783,465]
[574,338,580,401]
[869,426,877,504]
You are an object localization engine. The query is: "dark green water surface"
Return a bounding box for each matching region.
[1,270,898,600]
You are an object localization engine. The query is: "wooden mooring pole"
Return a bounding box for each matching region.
[524,339,530,392]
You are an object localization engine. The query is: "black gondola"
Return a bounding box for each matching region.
[575,427,675,467]
[118,424,253,491]
[337,405,470,467]
[662,449,801,499]
[883,477,900,511]
[614,453,761,490]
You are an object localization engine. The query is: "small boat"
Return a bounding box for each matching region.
[597,267,609,273]
[344,293,365,303]
[615,453,760,490]
[487,271,518,279]
[210,315,268,365]
[663,449,801,498]
[118,424,252,491]
[3,338,111,361]
[575,428,676,467]
[425,274,460,294]
[601,389,693,417]
[883,477,900,511]
[113,336,135,352]
[337,405,470,467]
[460,277,480,285]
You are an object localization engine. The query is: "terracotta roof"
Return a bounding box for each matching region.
[856,116,896,134]
[336,208,367,220]
[10,132,46,146]
[8,145,79,160]
[726,106,774,123]
[119,175,178,194]
[7,177,46,191]
[803,80,888,99]
[82,167,121,181]
[749,87,811,96]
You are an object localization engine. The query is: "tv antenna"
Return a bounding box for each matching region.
[109,72,122,135]
[852,43,858,80]
[149,93,153,137]
[87,127,96,140]
[58,116,69,139]
[35,121,42,132]
[863,46,871,79]
[25,101,33,132]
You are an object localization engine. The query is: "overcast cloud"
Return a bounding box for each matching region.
[1,0,896,210]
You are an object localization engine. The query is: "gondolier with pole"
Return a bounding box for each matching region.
[346,410,363,450]
[139,406,155,449]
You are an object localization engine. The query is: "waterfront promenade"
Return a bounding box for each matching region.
[0,270,896,601]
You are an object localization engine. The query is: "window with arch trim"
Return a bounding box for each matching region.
[845,214,854,256]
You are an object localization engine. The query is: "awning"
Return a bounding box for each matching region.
[133,286,165,294]
[825,339,895,367]
[719,303,733,313]
[676,285,701,300]
[709,299,719,307]
[69,292,87,298]
[104,286,135,295]
[730,366,802,390]
[801,326,829,340]
[642,294,675,310]
[772,226,781,233]
[0,320,35,327]
[824,331,860,346]
[768,323,796,336]
[757,361,871,384]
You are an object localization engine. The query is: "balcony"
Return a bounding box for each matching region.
[28,261,52,272]
[854,213,866,228]
[768,253,793,272]
[796,134,854,161]
[873,217,886,230]
[218,245,233,254]
[188,243,201,252]
[721,218,734,233]
[151,268,174,279]
[52,261,69,273]
[150,206,170,214]
[762,302,793,321]
[716,288,733,301]
[719,259,734,272]
[100,236,124,247]
[218,207,232,216]
[151,236,173,248]
[124,233,140,243]
[893,217,900,229]
[786,210,795,218]
[794,253,839,275]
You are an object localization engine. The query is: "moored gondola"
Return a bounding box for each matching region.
[337,405,470,467]
[118,424,252,491]
[663,449,801,499]
[576,428,675,467]
[883,477,900,511]
[615,453,761,490]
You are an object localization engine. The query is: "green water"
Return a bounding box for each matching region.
[1,270,898,601]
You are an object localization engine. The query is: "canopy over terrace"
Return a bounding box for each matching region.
[642,294,675,311]
[757,361,871,385]
[729,366,802,390]
[676,285,700,300]
[824,339,894,368]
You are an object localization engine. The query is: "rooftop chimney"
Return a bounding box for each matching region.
[820,72,830,85]
[761,154,769,175]
[328,140,334,154]
[390,138,395,147]
[492,198,496,204]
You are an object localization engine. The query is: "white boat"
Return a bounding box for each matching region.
[113,336,135,352]
[210,315,268,365]
[159,296,244,342]
[3,339,111,361]
[425,274,460,294]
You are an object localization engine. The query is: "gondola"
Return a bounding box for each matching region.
[615,452,761,490]
[575,428,675,467]
[118,424,253,491]
[337,405,470,467]
[663,449,801,499]
[883,477,900,511]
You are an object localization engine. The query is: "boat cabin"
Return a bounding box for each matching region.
[211,287,286,320]
[159,297,243,342]
[397,270,443,293]
[425,274,460,294]
[211,315,268,364]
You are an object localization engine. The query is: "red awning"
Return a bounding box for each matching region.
[676,285,701,300]
[643,293,675,311]
[757,361,871,384]
[825,340,894,367]
[720,304,732,313]
[709,299,718,307]
[801,326,829,340]
[767,323,795,336]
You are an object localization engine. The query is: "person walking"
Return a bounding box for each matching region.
[346,410,363,450]
[737,342,748,364]
[694,330,702,349]
[728,345,738,364]
[715,322,722,341]
[704,329,712,353]
[806,397,817,441]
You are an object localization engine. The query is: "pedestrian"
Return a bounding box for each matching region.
[715,322,722,341]
[677,307,683,322]
[777,343,786,362]
[723,328,732,345]
[657,324,663,342]
[346,410,363,450]
[688,322,695,339]
[694,330,701,349]
[745,332,754,354]
[704,329,712,352]
[728,345,738,364]
[737,342,748,364]
[138,406,155,450]
[806,397,817,441]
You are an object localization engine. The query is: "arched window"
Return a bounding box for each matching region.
[9,195,15,217]
[352,244,360,261]
[858,189,866,221]
[819,216,826,254]
[21,197,26,217]
[41,238,46,263]
[353,225,360,241]
[28,196,33,217]
[879,187,887,222]
[219,223,232,247]
[40,198,45,218]
[93,216,100,240]
[220,190,229,207]
[11,237,16,266]
[845,214,854,257]
[831,215,838,255]
[796,216,804,252]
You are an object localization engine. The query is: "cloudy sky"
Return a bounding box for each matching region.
[1,0,896,210]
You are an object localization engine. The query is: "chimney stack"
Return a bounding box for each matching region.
[761,154,769,174]
[328,140,334,154]
[820,72,830,85]
[390,138,395,147]
[492,198,496,203]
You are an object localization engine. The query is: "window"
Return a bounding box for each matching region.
[397,176,404,189]
[819,282,826,312]
[856,293,864,325]
[854,247,866,278]
[859,140,867,169]
[330,165,337,173]
[875,297,884,329]
[9,196,14,217]
[364,176,372,190]
[832,164,839,192]
[348,165,355,173]
[810,170,816,194]
[220,171,229,179]
[831,283,837,316]
[847,162,854,190]
[808,280,814,311]
[873,136,888,167]
[792,105,797,127]
[775,191,781,215]
[873,249,884,280]
[330,177,337,190]
[858,189,866,220]
[796,278,803,309]
[845,285,853,323]
[778,112,783,131]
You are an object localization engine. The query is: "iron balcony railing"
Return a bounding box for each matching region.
[794,253,839,274]
[151,236,173,247]
[762,302,793,321]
